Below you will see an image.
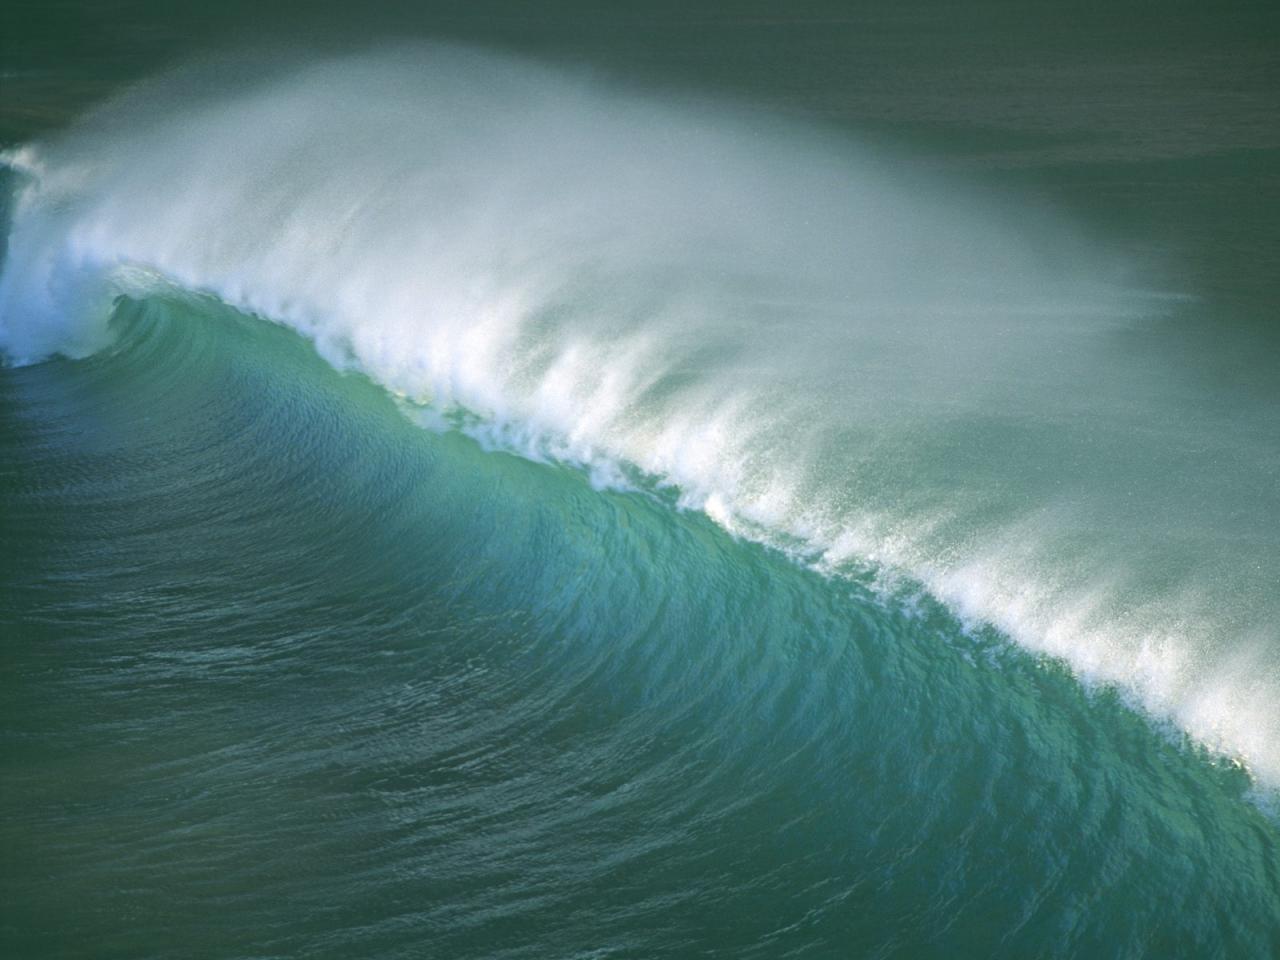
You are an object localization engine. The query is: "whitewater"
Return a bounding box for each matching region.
[2,44,1277,790]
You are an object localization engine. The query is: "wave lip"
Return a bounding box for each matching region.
[3,44,1278,790]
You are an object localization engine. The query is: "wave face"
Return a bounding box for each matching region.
[3,290,1278,958]
[1,45,1279,955]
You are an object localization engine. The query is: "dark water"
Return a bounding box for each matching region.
[3,4,1279,958]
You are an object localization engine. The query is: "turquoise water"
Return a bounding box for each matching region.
[4,293,1276,957]
[3,7,1280,958]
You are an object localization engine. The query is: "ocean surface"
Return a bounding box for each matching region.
[2,3,1279,957]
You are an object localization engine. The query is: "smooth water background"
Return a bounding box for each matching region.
[2,3,1279,958]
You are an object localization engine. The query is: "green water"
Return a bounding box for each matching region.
[2,4,1279,958]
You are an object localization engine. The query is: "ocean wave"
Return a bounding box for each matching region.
[2,44,1278,788]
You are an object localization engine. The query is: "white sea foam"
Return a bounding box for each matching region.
[2,45,1277,786]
